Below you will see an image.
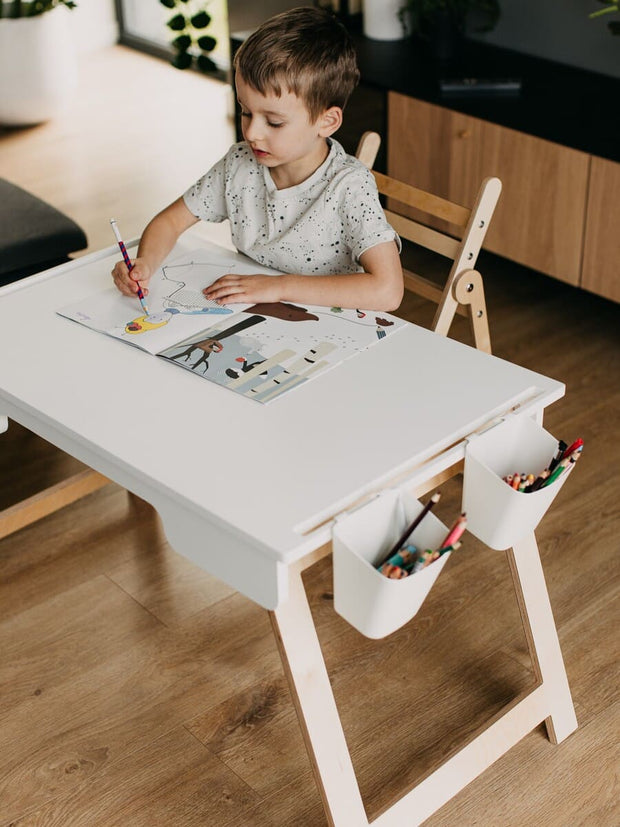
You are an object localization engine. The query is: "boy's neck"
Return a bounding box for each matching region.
[269,139,331,190]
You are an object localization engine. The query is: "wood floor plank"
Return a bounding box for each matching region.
[10,726,260,827]
[0,591,280,825]
[0,575,161,713]
[0,485,157,623]
[186,674,311,799]
[423,699,620,826]
[350,651,535,820]
[106,537,236,627]
[235,770,327,827]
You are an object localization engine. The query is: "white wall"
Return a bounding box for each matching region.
[71,0,118,53]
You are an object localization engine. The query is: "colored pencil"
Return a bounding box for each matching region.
[439,512,467,548]
[110,218,149,314]
[377,492,441,567]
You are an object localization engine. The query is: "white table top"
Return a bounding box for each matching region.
[0,232,565,606]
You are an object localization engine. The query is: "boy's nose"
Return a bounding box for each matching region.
[243,117,262,144]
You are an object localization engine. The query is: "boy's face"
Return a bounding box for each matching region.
[235,72,340,186]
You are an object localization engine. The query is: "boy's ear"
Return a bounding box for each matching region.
[318,106,343,137]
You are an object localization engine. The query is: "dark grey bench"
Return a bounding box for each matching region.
[0,178,87,286]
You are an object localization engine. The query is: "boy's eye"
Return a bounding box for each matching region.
[238,109,283,128]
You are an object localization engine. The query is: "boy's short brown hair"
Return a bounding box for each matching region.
[233,6,360,122]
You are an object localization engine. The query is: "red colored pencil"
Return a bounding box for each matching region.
[562,438,583,460]
[440,513,467,548]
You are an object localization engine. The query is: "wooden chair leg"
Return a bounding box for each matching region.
[431,269,492,354]
[431,280,460,339]
[453,270,492,354]
[0,469,110,541]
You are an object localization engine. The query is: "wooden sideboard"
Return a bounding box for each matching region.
[344,25,620,303]
[387,92,591,290]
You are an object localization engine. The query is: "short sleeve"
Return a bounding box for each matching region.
[183,154,229,223]
[337,166,401,263]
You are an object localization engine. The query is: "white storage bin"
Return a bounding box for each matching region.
[332,488,451,639]
[463,415,574,551]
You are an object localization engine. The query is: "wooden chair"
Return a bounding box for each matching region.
[355,131,502,354]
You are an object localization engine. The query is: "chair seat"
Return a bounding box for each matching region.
[0,178,87,284]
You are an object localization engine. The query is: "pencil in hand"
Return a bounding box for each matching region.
[110,218,149,314]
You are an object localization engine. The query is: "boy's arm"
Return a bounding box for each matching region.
[204,240,404,312]
[111,197,199,297]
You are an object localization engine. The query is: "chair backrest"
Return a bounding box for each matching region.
[354,130,381,169]
[355,131,502,352]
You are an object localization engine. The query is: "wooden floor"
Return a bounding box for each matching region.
[1,46,619,827]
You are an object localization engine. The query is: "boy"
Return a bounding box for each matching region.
[112,6,403,311]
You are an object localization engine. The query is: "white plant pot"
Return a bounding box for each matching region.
[362,0,406,41]
[0,5,77,126]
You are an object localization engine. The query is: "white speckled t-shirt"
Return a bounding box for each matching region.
[183,139,399,275]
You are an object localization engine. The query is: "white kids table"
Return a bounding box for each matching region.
[0,232,576,826]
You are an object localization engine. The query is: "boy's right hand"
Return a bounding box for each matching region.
[111,257,152,298]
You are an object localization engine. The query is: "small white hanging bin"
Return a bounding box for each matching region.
[462,414,574,551]
[332,488,451,639]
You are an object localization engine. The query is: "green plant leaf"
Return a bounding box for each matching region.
[172,51,193,69]
[191,11,211,28]
[197,54,217,73]
[167,13,186,30]
[159,0,176,9]
[197,35,217,51]
[172,34,192,50]
[3,0,77,17]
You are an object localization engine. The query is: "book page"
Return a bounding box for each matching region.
[57,249,280,354]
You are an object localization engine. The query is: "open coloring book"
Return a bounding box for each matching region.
[57,248,406,404]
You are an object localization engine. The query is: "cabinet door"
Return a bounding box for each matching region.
[582,156,620,303]
[387,92,590,286]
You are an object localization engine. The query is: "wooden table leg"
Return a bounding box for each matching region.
[507,532,578,744]
[270,533,576,827]
[269,561,369,827]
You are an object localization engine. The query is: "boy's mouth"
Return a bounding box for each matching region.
[251,147,269,160]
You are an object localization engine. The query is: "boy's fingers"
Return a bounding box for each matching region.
[112,271,140,297]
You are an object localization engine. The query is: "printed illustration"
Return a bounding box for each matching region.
[57,249,406,402]
[159,301,403,403]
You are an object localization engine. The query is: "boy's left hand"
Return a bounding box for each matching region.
[203,273,283,305]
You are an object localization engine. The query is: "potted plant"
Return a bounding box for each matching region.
[589,0,620,35]
[159,0,218,74]
[399,0,501,59]
[0,0,78,125]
